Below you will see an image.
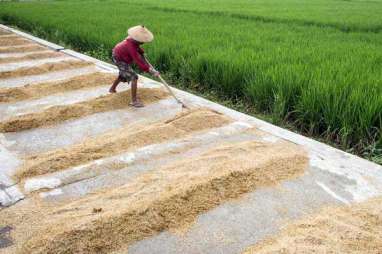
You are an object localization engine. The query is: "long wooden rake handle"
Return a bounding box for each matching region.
[158,75,182,103]
[145,57,188,108]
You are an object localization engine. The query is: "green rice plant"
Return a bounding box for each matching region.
[0,0,381,163]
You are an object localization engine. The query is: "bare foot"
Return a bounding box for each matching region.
[129,100,144,108]
[109,88,117,93]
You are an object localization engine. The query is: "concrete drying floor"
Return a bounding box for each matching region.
[0,25,382,254]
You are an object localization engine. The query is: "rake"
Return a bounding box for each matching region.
[145,58,188,109]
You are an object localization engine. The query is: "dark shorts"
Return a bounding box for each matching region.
[112,53,138,82]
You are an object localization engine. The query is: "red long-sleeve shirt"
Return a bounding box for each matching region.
[113,38,150,72]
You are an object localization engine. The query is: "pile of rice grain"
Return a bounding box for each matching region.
[243,197,382,254]
[0,88,168,133]
[0,60,92,79]
[19,139,307,254]
[16,109,230,179]
[0,45,46,54]
[0,29,11,35]
[0,37,30,47]
[0,52,63,64]
[0,72,116,103]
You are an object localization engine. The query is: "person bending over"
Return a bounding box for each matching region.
[110,25,159,107]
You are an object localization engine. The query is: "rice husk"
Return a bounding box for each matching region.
[0,29,11,35]
[0,60,92,79]
[0,197,50,254]
[0,34,20,40]
[0,38,30,46]
[0,88,168,133]
[16,109,230,179]
[16,140,307,254]
[0,51,63,64]
[243,197,382,254]
[0,45,46,54]
[0,72,115,103]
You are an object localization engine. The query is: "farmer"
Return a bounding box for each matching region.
[110,25,160,107]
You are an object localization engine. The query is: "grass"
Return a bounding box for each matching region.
[0,0,381,164]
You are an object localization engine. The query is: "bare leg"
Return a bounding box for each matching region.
[130,78,144,107]
[109,76,122,93]
[131,78,138,102]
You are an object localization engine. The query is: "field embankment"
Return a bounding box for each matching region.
[1,0,380,163]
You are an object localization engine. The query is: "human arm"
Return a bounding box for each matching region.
[128,44,151,72]
[140,51,160,77]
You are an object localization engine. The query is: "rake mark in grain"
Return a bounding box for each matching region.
[0,37,31,47]
[16,109,230,179]
[243,197,382,254]
[19,140,308,254]
[0,72,115,103]
[0,88,168,133]
[0,52,63,64]
[0,60,92,79]
[0,45,46,54]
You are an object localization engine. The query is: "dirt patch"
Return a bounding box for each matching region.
[0,87,168,133]
[0,38,31,46]
[15,140,307,254]
[0,52,63,64]
[0,72,115,103]
[0,60,92,79]
[243,197,382,254]
[0,45,46,54]
[16,109,230,180]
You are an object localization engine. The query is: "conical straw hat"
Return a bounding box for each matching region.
[127,25,154,43]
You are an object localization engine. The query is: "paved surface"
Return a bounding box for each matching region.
[0,24,382,253]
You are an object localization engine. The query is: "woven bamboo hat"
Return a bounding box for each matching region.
[127,25,154,43]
